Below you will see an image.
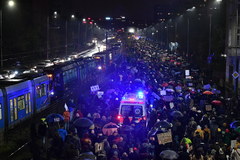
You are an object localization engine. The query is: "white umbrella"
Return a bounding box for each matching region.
[160,150,179,160]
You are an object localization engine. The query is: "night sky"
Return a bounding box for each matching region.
[2,0,206,63]
[59,0,195,21]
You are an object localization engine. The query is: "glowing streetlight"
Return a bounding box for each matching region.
[105,17,111,20]
[128,28,135,33]
[71,14,75,19]
[8,0,15,7]
[216,0,222,2]
[187,6,196,12]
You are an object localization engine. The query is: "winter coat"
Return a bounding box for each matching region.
[231,148,240,160]
[194,129,204,139]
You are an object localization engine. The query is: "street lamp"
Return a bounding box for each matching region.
[186,6,196,60]
[8,0,15,7]
[1,0,15,67]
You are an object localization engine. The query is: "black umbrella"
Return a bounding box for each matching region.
[170,111,183,118]
[162,95,174,102]
[46,113,64,123]
[153,121,171,130]
[93,119,105,128]
[73,118,93,128]
[160,150,179,160]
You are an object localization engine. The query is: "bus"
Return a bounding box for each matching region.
[117,91,147,124]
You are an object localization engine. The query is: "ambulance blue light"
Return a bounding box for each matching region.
[138,91,144,99]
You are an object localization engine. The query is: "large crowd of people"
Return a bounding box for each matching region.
[31,38,240,160]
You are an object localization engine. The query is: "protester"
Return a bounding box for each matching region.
[38,38,240,160]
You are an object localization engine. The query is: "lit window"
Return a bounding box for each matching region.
[0,104,2,120]
[18,96,25,110]
[28,93,31,113]
[25,94,28,114]
[10,99,14,122]
[37,84,47,98]
[14,98,18,120]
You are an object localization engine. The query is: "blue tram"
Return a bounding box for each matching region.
[44,58,97,99]
[0,74,50,130]
[0,49,120,134]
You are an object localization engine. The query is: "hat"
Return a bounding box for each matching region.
[197,125,202,130]
[211,149,217,155]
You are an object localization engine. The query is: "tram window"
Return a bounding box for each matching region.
[10,99,14,122]
[28,93,31,113]
[37,84,47,98]
[25,94,29,114]
[18,95,25,110]
[14,98,18,120]
[0,104,2,120]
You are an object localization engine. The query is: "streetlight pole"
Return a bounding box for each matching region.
[166,23,169,49]
[175,22,178,42]
[1,1,15,68]
[47,16,49,60]
[187,18,189,59]
[77,22,80,51]
[209,14,212,56]
[0,10,3,68]
[65,20,68,56]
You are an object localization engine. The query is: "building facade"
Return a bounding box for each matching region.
[226,0,240,97]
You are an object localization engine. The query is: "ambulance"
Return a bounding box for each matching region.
[117,91,147,124]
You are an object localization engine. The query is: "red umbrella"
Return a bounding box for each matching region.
[162,83,169,87]
[203,91,213,95]
[211,100,222,105]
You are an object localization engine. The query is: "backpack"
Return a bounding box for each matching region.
[219,147,224,155]
[204,131,209,141]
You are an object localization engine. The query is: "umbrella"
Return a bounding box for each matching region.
[168,81,175,84]
[211,100,222,105]
[212,89,221,94]
[46,113,64,123]
[230,121,240,129]
[102,122,119,136]
[203,91,213,95]
[170,111,183,118]
[162,95,174,102]
[73,118,93,128]
[166,88,175,93]
[162,83,169,87]
[154,121,171,130]
[177,97,184,101]
[167,85,174,89]
[160,150,179,160]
